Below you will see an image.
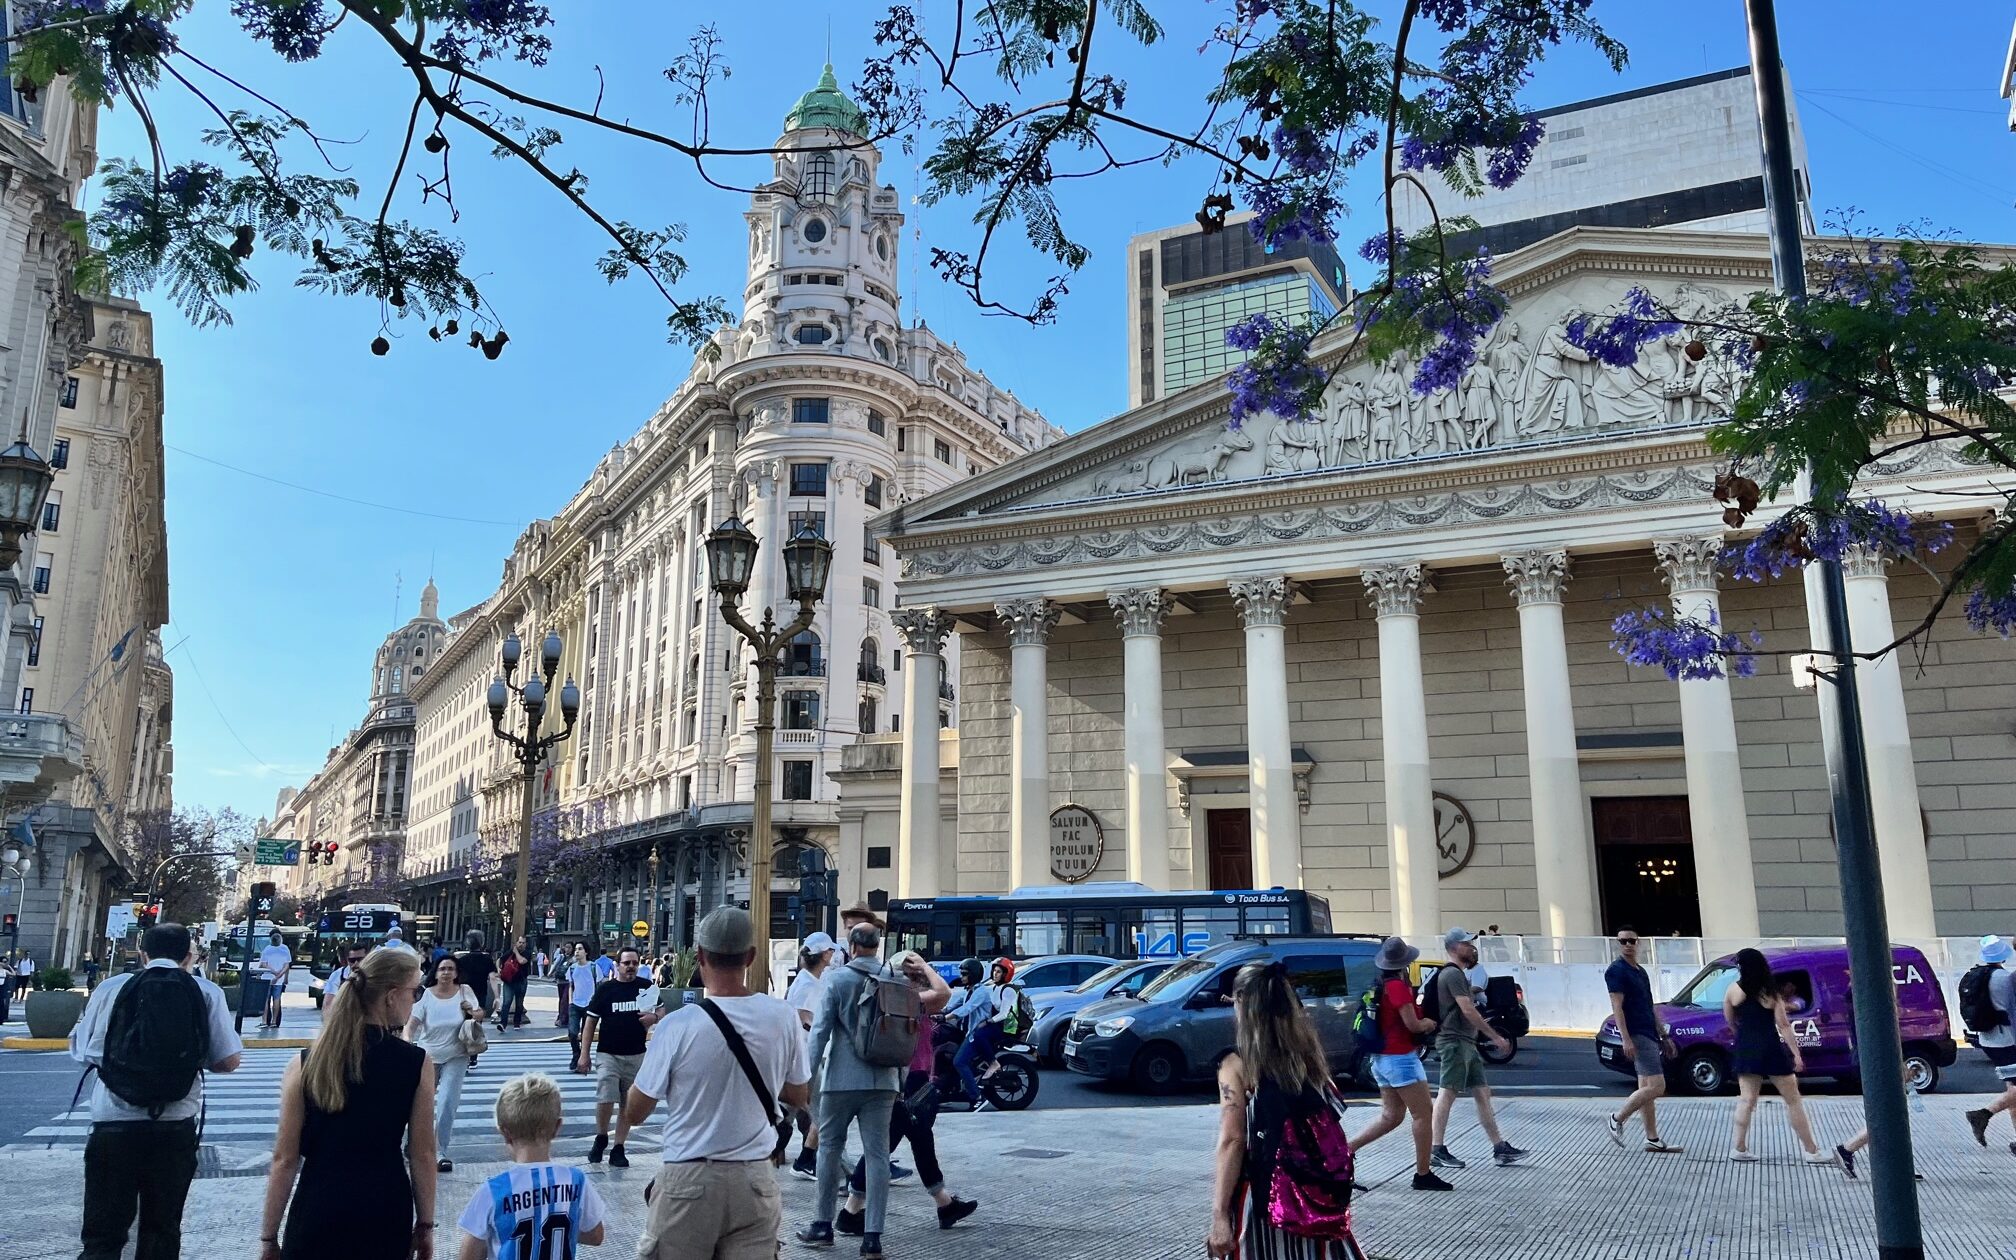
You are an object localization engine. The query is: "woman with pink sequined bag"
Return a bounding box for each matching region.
[1207,961,1365,1260]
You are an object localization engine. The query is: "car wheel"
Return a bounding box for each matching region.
[1046,1027,1069,1068]
[1682,1046,1730,1096]
[1132,1043,1186,1095]
[1903,1046,1940,1094]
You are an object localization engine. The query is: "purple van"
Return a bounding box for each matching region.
[1595,944,1956,1095]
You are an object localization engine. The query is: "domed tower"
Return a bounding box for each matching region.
[743,64,906,361]
[371,581,449,704]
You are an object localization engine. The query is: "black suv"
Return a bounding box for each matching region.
[1062,935,1383,1093]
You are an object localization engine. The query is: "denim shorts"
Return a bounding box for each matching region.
[1371,1051,1428,1089]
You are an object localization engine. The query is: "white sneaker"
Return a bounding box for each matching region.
[1729,1148,1760,1163]
[1802,1150,1838,1166]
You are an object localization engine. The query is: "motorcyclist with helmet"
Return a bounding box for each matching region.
[950,957,1019,1107]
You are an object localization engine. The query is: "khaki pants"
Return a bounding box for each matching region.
[637,1160,781,1260]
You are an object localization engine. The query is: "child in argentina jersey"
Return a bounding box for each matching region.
[457,1074,607,1260]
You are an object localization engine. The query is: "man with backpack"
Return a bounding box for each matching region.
[69,922,242,1260]
[1964,934,2016,1148]
[797,922,912,1259]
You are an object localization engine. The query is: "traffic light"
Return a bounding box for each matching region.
[137,904,159,930]
[2,912,15,937]
[305,841,339,866]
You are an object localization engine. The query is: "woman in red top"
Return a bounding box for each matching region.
[1348,936,1451,1191]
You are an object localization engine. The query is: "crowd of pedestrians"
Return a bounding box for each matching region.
[54,911,2016,1260]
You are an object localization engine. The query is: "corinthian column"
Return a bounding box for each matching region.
[1363,563,1438,936]
[1503,549,1599,937]
[891,607,951,897]
[1109,588,1173,889]
[995,597,1060,889]
[1654,537,1760,940]
[1230,576,1300,890]
[1839,545,1937,938]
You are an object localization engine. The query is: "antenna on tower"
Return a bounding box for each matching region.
[392,569,402,624]
[908,6,926,327]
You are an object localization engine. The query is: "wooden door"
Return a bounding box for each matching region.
[1591,796,1701,937]
[1206,809,1254,891]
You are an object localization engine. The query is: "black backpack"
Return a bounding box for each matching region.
[1960,963,2009,1035]
[96,968,212,1117]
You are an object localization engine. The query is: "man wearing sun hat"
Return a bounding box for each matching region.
[1965,934,2016,1148]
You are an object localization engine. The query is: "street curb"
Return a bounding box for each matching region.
[1,1037,66,1050]
[1531,1028,1591,1038]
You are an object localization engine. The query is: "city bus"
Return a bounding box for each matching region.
[885,883,1333,964]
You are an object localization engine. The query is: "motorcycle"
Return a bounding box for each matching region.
[1476,976,1531,1064]
[927,1016,1041,1111]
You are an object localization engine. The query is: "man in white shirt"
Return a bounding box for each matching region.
[71,922,242,1260]
[14,952,35,998]
[626,907,810,1260]
[379,922,419,955]
[255,931,293,1030]
[784,931,838,1179]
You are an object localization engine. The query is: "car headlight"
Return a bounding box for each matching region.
[1093,1016,1135,1038]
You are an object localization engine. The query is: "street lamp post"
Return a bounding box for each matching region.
[487,630,581,947]
[706,519,832,994]
[647,843,662,953]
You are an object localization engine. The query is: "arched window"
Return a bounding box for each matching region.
[803,153,834,201]
[686,653,700,692]
[787,630,823,677]
[391,666,404,694]
[858,638,882,684]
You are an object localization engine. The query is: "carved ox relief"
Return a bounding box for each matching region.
[1025,278,1742,508]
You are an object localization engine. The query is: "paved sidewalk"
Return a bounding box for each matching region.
[3,1094,2014,1258]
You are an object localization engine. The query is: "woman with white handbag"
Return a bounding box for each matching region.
[406,953,482,1172]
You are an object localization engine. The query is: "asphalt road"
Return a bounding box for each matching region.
[6,1027,2006,1146]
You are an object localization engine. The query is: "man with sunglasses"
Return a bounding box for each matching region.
[1604,926,1682,1154]
[579,945,661,1167]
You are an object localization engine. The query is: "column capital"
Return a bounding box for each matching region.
[1108,587,1172,637]
[1841,543,1890,580]
[890,606,952,656]
[1502,549,1571,607]
[1362,562,1433,617]
[1653,536,1725,596]
[1229,576,1290,628]
[995,596,1060,647]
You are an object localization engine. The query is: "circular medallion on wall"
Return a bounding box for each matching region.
[1048,804,1105,883]
[1434,791,1477,878]
[803,218,828,244]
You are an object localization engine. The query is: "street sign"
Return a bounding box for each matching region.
[631,920,649,938]
[543,914,557,930]
[104,903,134,938]
[254,838,300,866]
[601,922,619,933]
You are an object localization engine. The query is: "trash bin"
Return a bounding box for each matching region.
[239,974,271,1017]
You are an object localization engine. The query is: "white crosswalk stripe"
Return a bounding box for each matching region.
[6,1043,654,1154]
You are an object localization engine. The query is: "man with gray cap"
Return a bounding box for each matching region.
[797,922,901,1258]
[626,907,810,1260]
[1965,933,2016,1148]
[1429,926,1527,1169]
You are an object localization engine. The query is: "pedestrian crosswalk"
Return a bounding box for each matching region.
[6,1042,656,1155]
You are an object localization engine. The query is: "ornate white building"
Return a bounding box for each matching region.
[871,227,2016,946]
[390,68,1060,948]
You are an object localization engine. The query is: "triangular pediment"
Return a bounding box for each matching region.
[889,227,1776,529]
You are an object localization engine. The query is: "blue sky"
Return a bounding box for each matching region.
[103,3,2016,824]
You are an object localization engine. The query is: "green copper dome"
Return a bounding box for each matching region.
[784,63,868,136]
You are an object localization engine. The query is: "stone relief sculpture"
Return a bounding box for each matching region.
[1041,280,1744,506]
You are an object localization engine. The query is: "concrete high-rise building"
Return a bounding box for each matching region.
[1391,66,1816,255]
[1127,216,1350,408]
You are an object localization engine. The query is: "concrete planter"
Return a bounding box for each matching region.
[25,989,86,1039]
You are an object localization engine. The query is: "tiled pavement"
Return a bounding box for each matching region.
[4,1094,2016,1258]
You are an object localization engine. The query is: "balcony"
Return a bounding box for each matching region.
[856,663,886,685]
[0,713,84,804]
[777,729,819,744]
[939,681,956,701]
[781,659,826,679]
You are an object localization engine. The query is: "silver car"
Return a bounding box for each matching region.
[1030,959,1174,1065]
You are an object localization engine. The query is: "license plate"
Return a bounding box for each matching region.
[1064,1042,1079,1060]
[1598,1046,1616,1062]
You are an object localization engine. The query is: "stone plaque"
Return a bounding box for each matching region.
[1434,791,1477,879]
[1048,805,1105,883]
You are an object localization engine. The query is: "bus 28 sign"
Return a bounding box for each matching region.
[1048,805,1104,883]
